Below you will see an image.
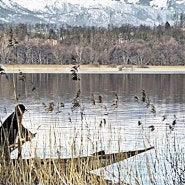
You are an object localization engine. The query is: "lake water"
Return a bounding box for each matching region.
[0,73,185,184]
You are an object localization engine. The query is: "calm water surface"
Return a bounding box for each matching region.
[0,73,185,184]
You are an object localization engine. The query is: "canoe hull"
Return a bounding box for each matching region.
[11,146,154,171]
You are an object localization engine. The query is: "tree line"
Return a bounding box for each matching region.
[0,22,185,66]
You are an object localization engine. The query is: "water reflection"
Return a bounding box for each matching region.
[0,73,185,183]
[1,73,185,102]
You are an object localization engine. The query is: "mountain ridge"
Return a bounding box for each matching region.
[0,0,184,27]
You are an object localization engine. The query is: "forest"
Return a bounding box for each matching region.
[0,22,185,66]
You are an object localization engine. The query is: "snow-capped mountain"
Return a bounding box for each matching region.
[0,0,184,27]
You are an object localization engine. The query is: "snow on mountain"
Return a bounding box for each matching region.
[150,0,168,8]
[0,0,184,27]
[14,0,53,11]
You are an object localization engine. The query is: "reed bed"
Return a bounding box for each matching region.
[0,65,184,185]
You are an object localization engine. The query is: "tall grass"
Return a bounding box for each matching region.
[0,67,185,185]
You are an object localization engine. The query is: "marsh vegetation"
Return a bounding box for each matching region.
[0,66,185,184]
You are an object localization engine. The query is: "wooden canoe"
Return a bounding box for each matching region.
[11,146,154,172]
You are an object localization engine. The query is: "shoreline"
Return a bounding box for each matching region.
[2,64,185,74]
